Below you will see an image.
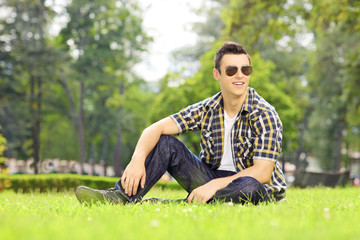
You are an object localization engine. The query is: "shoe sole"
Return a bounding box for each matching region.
[75,186,106,205]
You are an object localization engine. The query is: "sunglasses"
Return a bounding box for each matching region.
[224,65,253,77]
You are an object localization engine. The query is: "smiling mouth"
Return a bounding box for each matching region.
[233,82,244,86]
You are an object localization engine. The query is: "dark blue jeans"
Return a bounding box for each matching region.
[115,135,269,205]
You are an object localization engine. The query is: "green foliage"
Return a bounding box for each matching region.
[0,0,155,170]
[0,0,60,163]
[40,114,79,160]
[170,0,229,76]
[0,173,182,193]
[109,79,157,164]
[0,126,7,164]
[303,0,360,169]
[0,174,114,192]
[183,42,223,103]
[150,73,189,122]
[54,0,153,171]
[1,0,359,174]
[223,0,294,48]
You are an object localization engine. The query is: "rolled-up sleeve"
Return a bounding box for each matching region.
[170,101,206,133]
[252,111,283,162]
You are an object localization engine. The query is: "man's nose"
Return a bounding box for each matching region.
[236,67,244,77]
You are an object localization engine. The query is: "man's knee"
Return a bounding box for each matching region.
[231,176,269,204]
[232,176,264,192]
[157,135,172,150]
[149,135,180,162]
[157,135,182,151]
[158,134,172,143]
[233,176,262,188]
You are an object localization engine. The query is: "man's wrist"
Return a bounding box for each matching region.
[130,154,146,164]
[211,178,231,190]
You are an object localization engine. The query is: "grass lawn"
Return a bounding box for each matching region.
[0,186,359,240]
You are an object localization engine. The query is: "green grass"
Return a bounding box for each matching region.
[1,187,360,240]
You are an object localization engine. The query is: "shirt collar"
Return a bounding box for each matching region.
[206,87,255,114]
[241,88,253,114]
[206,92,223,110]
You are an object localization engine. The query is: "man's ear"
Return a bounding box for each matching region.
[213,68,220,81]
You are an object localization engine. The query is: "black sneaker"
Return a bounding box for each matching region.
[75,186,129,205]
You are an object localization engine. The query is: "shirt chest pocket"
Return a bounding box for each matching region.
[235,137,254,160]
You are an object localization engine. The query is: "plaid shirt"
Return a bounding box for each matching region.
[170,87,286,201]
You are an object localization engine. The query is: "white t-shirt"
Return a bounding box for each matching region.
[218,111,237,172]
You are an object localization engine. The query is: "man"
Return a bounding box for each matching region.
[75,41,286,205]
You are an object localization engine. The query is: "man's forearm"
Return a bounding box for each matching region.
[130,117,180,164]
[130,124,162,164]
[212,160,275,187]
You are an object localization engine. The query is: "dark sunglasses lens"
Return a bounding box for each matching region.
[225,66,238,76]
[241,66,252,76]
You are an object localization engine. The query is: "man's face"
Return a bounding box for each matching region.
[213,54,251,99]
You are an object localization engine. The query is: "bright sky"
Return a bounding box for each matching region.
[135,0,203,82]
[46,0,203,82]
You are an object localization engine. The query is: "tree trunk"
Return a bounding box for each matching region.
[59,78,86,174]
[29,74,36,173]
[34,78,42,174]
[113,124,123,177]
[113,82,125,177]
[78,81,86,174]
[101,132,109,176]
[90,142,96,175]
[333,117,345,172]
[29,74,41,174]
[295,109,311,172]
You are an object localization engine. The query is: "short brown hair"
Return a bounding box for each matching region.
[215,41,251,74]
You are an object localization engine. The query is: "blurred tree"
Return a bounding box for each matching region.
[106,77,156,173]
[148,73,202,153]
[303,0,360,171]
[0,0,59,173]
[40,114,78,160]
[39,68,79,160]
[0,77,30,160]
[56,0,151,175]
[170,0,230,76]
[0,125,7,165]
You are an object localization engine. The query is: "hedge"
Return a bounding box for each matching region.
[0,174,183,193]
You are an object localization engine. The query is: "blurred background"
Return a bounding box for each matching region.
[0,0,359,187]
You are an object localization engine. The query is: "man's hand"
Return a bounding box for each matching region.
[187,179,228,204]
[121,159,146,197]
